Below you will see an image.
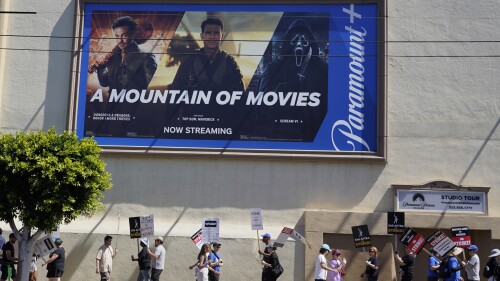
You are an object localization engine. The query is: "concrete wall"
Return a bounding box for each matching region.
[0,0,499,280]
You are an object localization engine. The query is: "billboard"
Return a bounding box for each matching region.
[72,2,383,157]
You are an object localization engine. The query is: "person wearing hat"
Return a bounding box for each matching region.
[42,238,65,281]
[328,249,347,281]
[96,235,117,280]
[147,237,166,281]
[1,233,17,281]
[259,233,272,281]
[262,243,283,281]
[461,245,480,281]
[443,247,463,281]
[427,249,441,281]
[314,244,336,281]
[484,249,500,281]
[208,242,223,281]
[131,237,151,281]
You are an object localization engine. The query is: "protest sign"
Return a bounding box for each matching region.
[33,234,56,257]
[351,225,371,248]
[191,228,204,249]
[250,208,264,231]
[202,218,220,243]
[427,230,456,257]
[129,214,155,238]
[387,212,405,234]
[451,226,471,247]
[400,228,426,254]
[274,227,294,248]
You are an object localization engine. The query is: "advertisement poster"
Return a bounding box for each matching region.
[75,3,380,154]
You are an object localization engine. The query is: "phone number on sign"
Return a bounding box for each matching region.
[448,206,473,210]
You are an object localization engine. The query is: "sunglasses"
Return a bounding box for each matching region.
[335,254,341,256]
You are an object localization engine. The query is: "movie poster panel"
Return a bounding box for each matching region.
[76,3,379,154]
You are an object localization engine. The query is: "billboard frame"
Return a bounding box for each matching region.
[67,0,387,161]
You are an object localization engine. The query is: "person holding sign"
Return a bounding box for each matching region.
[259,233,272,281]
[427,249,441,281]
[42,238,65,281]
[461,245,480,281]
[131,237,151,281]
[314,244,336,281]
[361,247,379,281]
[394,246,415,281]
[443,247,464,281]
[208,242,223,281]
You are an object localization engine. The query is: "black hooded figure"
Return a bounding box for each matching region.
[243,18,328,142]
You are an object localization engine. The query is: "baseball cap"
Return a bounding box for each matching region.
[468,245,478,251]
[489,249,500,257]
[54,238,63,245]
[261,233,271,238]
[321,244,331,251]
[212,242,221,247]
[155,236,163,242]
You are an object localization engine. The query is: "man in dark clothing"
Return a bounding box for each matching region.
[395,246,415,281]
[1,233,17,281]
[169,18,244,93]
[96,16,158,92]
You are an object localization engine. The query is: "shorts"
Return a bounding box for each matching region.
[1,264,17,280]
[46,268,64,278]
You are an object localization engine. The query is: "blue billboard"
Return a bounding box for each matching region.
[74,3,381,155]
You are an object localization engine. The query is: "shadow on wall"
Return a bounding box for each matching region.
[40,1,75,132]
[101,157,387,211]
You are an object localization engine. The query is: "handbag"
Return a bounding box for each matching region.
[340,267,346,277]
[272,263,284,278]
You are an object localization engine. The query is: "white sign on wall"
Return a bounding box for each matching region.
[397,190,486,214]
[140,214,155,237]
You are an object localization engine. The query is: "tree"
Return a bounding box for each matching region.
[0,128,112,281]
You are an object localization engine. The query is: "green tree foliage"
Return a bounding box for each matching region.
[0,128,112,280]
[0,128,112,230]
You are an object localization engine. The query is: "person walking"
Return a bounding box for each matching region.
[208,242,223,281]
[314,244,336,281]
[484,249,500,281]
[361,246,379,281]
[461,245,480,281]
[29,254,38,281]
[147,237,166,281]
[395,246,415,281]
[444,247,463,281]
[427,249,440,281]
[196,243,211,281]
[328,249,346,281]
[259,233,272,281]
[131,237,151,281]
[1,233,17,281]
[96,235,117,281]
[42,238,65,281]
[262,243,283,281]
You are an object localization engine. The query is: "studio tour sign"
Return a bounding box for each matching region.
[393,181,489,215]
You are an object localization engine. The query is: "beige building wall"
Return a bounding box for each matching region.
[0,0,499,280]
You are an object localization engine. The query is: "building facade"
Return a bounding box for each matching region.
[1,0,499,280]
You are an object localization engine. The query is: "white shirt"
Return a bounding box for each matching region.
[465,254,480,280]
[314,254,328,280]
[153,244,165,270]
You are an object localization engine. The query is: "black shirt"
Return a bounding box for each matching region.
[137,247,151,270]
[2,242,14,263]
[365,256,379,277]
[47,247,65,271]
[401,254,415,280]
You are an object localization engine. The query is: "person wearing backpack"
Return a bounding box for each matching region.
[444,247,464,281]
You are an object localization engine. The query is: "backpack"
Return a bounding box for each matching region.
[438,256,451,279]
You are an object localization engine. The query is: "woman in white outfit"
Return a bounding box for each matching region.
[197,243,211,281]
